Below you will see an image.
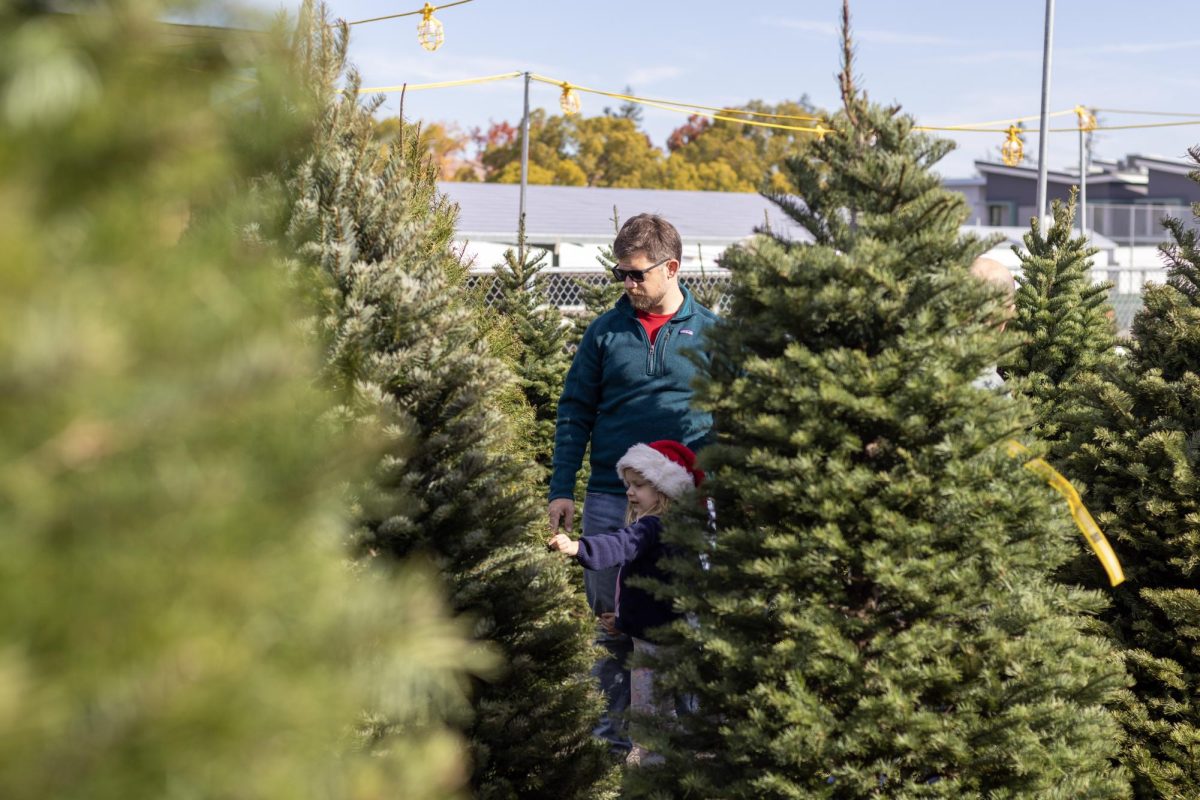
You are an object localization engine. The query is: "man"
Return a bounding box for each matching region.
[548,213,719,755]
[969,255,1016,320]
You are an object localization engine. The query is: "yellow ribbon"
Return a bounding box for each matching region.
[1005,441,1125,587]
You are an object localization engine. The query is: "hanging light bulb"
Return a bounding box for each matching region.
[559,83,581,115]
[1001,125,1024,167]
[417,3,444,51]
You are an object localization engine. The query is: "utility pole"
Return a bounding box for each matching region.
[1035,0,1056,224]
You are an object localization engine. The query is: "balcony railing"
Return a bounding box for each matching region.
[1015,202,1195,244]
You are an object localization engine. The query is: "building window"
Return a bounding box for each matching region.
[987,203,1011,227]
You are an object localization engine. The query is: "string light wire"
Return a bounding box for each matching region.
[527,75,822,123]
[357,71,522,94]
[349,69,1200,136]
[345,0,475,27]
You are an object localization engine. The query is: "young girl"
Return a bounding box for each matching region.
[547,439,704,765]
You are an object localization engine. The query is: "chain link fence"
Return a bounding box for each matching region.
[468,270,733,314]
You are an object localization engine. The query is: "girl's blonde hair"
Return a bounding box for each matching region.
[622,468,672,523]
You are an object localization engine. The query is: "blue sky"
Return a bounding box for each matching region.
[250,0,1200,178]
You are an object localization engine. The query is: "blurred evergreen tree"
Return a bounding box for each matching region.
[628,6,1130,797]
[0,4,485,798]
[278,5,616,797]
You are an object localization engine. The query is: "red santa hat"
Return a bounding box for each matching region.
[615,440,705,499]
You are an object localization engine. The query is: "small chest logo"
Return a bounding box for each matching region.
[680,329,694,336]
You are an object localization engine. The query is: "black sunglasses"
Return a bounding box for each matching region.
[611,257,671,283]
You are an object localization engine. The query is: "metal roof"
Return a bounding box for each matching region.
[438,182,813,244]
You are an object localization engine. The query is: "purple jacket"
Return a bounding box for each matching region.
[575,515,678,641]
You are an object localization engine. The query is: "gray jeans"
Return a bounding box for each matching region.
[582,490,633,754]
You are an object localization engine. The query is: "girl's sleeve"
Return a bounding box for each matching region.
[574,517,662,571]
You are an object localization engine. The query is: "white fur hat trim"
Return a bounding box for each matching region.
[615,443,695,499]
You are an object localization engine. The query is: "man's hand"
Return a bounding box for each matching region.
[547,498,575,535]
[547,532,579,557]
[598,612,618,636]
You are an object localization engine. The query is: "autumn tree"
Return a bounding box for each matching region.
[373,116,472,179]
[468,98,818,191]
[665,98,818,192]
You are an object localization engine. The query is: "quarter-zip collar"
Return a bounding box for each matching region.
[615,286,697,322]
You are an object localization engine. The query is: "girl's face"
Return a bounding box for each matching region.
[623,469,665,518]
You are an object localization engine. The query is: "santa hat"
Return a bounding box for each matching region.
[615,440,705,499]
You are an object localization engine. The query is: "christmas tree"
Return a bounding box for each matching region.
[628,6,1130,797]
[0,4,483,798]
[1065,146,1200,798]
[488,225,572,480]
[1004,192,1119,459]
[279,6,616,797]
[571,207,627,346]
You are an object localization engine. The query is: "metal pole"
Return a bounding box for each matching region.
[1035,0,1055,223]
[1078,125,1086,236]
[1084,127,1092,239]
[1129,205,1135,274]
[518,71,531,261]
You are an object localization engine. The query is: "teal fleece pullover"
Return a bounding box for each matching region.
[549,287,718,499]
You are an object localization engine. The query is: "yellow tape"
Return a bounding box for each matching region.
[1005,441,1125,587]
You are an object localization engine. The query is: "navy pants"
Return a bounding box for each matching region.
[582,491,633,755]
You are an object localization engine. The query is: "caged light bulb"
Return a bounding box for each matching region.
[1001,125,1024,167]
[417,3,444,51]
[559,83,581,115]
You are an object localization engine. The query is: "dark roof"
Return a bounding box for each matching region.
[438,182,812,244]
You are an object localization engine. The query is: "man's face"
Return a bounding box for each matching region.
[617,250,675,312]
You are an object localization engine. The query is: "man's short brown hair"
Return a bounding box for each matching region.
[613,213,682,264]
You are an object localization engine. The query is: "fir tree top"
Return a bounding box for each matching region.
[1004,191,1119,451]
[629,5,1129,797]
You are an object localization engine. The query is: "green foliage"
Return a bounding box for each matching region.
[489,226,572,481]
[1004,192,1118,457]
[279,6,616,797]
[1064,146,1200,798]
[472,98,818,192]
[664,99,818,193]
[627,13,1129,799]
[0,4,482,798]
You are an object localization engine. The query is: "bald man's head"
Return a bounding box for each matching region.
[969,257,1016,293]
[969,256,1016,329]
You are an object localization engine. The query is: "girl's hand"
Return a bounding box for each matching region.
[546,533,579,556]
